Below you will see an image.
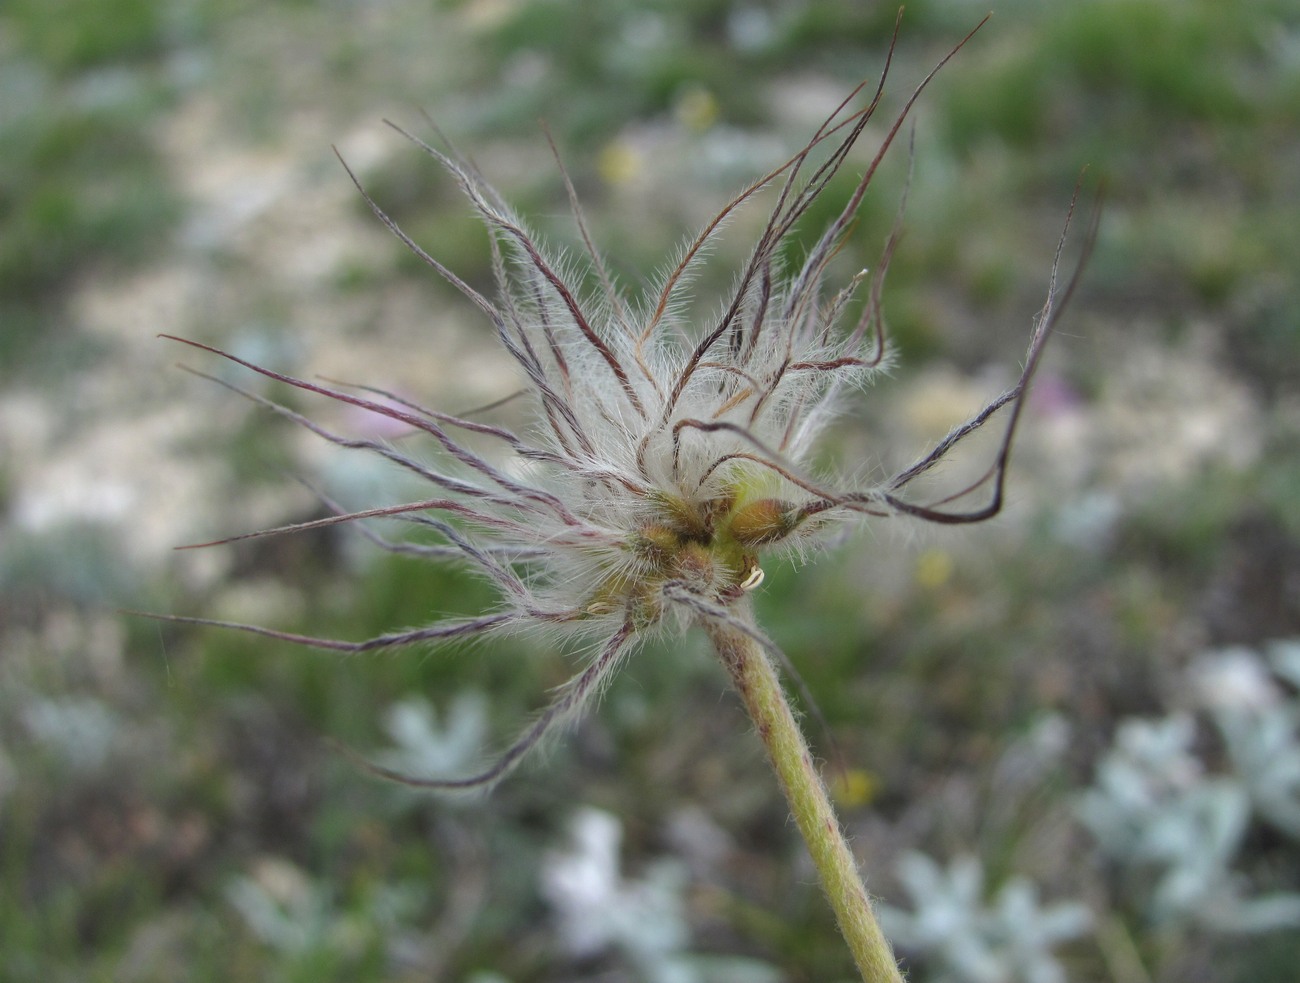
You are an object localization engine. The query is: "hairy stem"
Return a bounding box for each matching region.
[701,603,903,983]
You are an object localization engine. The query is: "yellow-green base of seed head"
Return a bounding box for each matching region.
[583,479,813,623]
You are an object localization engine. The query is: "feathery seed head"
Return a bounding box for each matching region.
[159,16,1095,790]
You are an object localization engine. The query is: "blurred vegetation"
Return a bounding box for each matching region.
[0,0,218,373]
[2,1,1299,981]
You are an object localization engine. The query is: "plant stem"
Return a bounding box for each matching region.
[701,602,904,983]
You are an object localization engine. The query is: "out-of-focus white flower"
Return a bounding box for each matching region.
[21,695,121,772]
[987,878,1092,983]
[226,857,425,957]
[1194,643,1300,839]
[377,693,490,785]
[1077,714,1247,925]
[1078,715,1203,851]
[225,857,345,955]
[1078,668,1300,934]
[541,807,688,961]
[540,807,781,983]
[878,851,1090,983]
[1191,647,1281,713]
[1269,640,1300,689]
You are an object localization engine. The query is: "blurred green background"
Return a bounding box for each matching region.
[2,1,1298,980]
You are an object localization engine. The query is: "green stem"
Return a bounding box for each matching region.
[701,602,904,983]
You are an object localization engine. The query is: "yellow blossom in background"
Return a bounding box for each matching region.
[597,140,642,187]
[832,767,880,808]
[674,86,718,132]
[915,548,955,590]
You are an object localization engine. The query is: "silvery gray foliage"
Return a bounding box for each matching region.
[21,695,121,772]
[1078,642,1300,933]
[540,807,781,983]
[226,867,342,955]
[376,693,491,788]
[1192,641,1300,839]
[876,851,1090,983]
[225,858,424,957]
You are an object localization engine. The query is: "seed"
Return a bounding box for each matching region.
[728,498,798,547]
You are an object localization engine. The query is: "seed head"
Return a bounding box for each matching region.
[158,17,1095,790]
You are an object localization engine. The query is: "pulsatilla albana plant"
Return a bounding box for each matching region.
[156,17,1095,983]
